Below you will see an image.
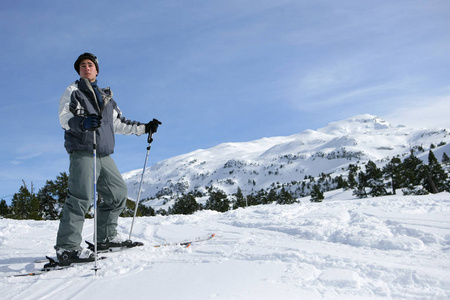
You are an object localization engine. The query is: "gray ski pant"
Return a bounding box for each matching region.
[55,150,128,251]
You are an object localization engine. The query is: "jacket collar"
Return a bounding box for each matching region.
[77,78,113,112]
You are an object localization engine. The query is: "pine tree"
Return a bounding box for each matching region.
[120,199,138,217]
[267,188,278,204]
[37,172,68,220]
[0,199,10,217]
[347,172,357,188]
[310,184,324,202]
[335,175,349,189]
[347,164,358,188]
[368,179,388,197]
[204,187,230,212]
[254,189,268,205]
[365,161,383,180]
[156,208,169,216]
[353,182,368,198]
[383,157,402,194]
[29,193,41,220]
[232,187,247,209]
[169,193,200,215]
[401,151,423,188]
[365,161,387,197]
[246,194,258,207]
[442,152,450,164]
[422,150,448,193]
[277,187,296,204]
[120,199,155,217]
[10,183,40,220]
[138,203,156,216]
[353,172,368,198]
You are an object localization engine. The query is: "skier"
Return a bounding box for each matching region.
[56,52,161,265]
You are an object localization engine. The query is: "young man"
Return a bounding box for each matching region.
[56,52,161,265]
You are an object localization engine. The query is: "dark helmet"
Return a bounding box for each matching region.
[74,53,99,75]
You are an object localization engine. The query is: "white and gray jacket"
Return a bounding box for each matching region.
[59,78,145,154]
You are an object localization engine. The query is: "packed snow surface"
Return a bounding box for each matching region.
[1,191,449,299]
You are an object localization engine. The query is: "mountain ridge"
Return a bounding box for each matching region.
[123,114,450,204]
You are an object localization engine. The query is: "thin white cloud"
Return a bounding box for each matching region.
[11,152,43,164]
[384,95,450,129]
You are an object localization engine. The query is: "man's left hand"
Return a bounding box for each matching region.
[145,119,162,134]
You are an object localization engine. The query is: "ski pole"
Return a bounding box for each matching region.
[128,131,154,240]
[92,131,100,275]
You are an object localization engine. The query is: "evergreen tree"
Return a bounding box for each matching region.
[353,172,368,198]
[156,208,169,216]
[277,187,296,204]
[383,157,402,194]
[368,179,388,197]
[169,193,201,215]
[37,172,68,220]
[365,160,387,197]
[347,172,357,188]
[267,188,278,204]
[402,184,429,195]
[252,189,267,205]
[442,152,450,165]
[232,187,247,209]
[29,192,41,220]
[365,160,383,181]
[245,194,258,207]
[120,199,155,217]
[310,184,324,202]
[121,199,137,217]
[204,187,230,212]
[10,183,40,220]
[353,182,368,198]
[138,203,156,216]
[335,175,349,189]
[422,150,448,193]
[400,151,423,188]
[347,164,358,188]
[0,199,10,217]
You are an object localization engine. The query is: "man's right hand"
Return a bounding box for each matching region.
[82,114,102,131]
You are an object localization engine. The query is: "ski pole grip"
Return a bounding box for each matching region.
[147,131,154,144]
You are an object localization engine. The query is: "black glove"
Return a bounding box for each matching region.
[82,114,102,131]
[145,119,162,134]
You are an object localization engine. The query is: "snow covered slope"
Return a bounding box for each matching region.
[123,114,450,201]
[1,191,449,299]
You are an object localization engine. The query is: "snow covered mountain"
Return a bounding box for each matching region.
[122,114,450,203]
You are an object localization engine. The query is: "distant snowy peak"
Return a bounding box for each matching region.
[259,115,401,160]
[317,114,393,135]
[123,114,450,200]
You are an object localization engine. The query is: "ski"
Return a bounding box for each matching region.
[153,233,216,248]
[34,254,108,264]
[85,233,215,253]
[11,266,71,277]
[11,234,215,277]
[10,256,106,277]
[85,240,144,254]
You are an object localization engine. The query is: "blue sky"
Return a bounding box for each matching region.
[1,0,449,204]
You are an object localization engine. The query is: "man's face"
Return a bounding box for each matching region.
[79,59,98,82]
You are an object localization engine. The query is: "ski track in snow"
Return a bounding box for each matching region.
[0,191,449,300]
